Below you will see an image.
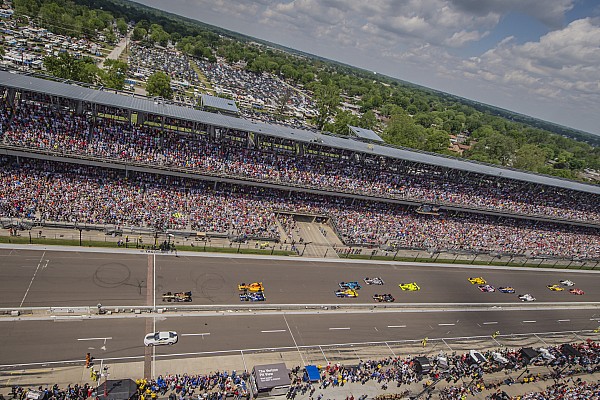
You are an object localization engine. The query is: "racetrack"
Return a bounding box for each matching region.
[1,247,600,368]
[0,248,599,308]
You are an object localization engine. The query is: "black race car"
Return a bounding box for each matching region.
[372,293,395,302]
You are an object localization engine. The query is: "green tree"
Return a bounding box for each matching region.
[327,110,359,135]
[132,26,147,41]
[146,71,173,99]
[116,18,128,36]
[383,111,426,150]
[513,144,547,172]
[43,53,99,84]
[468,132,516,165]
[424,129,450,152]
[100,59,128,90]
[13,0,39,16]
[359,110,377,130]
[314,84,340,130]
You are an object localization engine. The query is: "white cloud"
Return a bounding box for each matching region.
[469,18,600,102]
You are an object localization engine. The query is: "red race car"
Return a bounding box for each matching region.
[569,288,584,295]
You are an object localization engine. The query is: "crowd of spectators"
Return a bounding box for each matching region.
[5,341,598,400]
[517,380,600,399]
[138,370,249,400]
[2,100,599,227]
[1,157,599,259]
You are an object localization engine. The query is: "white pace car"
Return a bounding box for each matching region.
[518,294,536,302]
[560,280,575,287]
[144,331,178,346]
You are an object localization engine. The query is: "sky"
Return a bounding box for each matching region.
[132,0,600,136]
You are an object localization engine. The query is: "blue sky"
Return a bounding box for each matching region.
[133,0,600,136]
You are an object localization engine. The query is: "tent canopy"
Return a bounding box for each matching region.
[305,365,320,382]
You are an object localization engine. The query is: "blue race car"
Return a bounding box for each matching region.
[339,281,362,290]
[498,286,516,293]
[240,292,265,302]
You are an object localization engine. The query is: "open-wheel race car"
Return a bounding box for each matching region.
[335,288,359,298]
[569,288,584,295]
[339,281,362,290]
[238,282,265,292]
[498,287,516,293]
[399,282,420,291]
[162,291,192,302]
[518,294,536,302]
[560,280,575,287]
[364,277,385,285]
[372,293,395,302]
[547,284,564,291]
[240,292,266,302]
[468,277,486,285]
[478,284,496,293]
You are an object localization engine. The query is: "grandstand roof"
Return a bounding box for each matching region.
[1,71,598,195]
[201,94,239,114]
[348,125,384,142]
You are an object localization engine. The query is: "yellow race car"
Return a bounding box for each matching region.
[468,277,486,285]
[335,288,359,298]
[399,282,420,291]
[547,284,564,291]
[238,282,265,292]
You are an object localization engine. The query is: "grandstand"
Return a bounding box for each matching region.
[0,71,599,260]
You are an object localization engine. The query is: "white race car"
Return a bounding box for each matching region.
[518,294,536,302]
[364,277,384,285]
[560,280,575,287]
[144,331,178,346]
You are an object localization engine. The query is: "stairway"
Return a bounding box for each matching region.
[294,221,341,258]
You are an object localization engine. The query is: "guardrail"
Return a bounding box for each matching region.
[2,302,599,317]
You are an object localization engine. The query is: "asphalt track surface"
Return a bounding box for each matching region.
[1,248,600,367]
[1,248,600,308]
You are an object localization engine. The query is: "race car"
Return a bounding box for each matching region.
[399,282,420,291]
[518,294,536,302]
[478,284,496,292]
[468,277,486,285]
[560,280,575,287]
[372,293,395,302]
[569,288,584,295]
[162,291,192,302]
[364,277,385,285]
[238,282,265,292]
[339,281,362,290]
[498,287,516,294]
[335,289,359,298]
[240,292,266,301]
[547,284,565,291]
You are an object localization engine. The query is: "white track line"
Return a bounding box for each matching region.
[181,333,210,336]
[387,325,406,328]
[261,330,286,333]
[329,327,351,330]
[77,337,112,341]
[523,320,537,323]
[438,323,455,326]
[20,251,46,307]
[558,319,571,322]
[483,322,498,325]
